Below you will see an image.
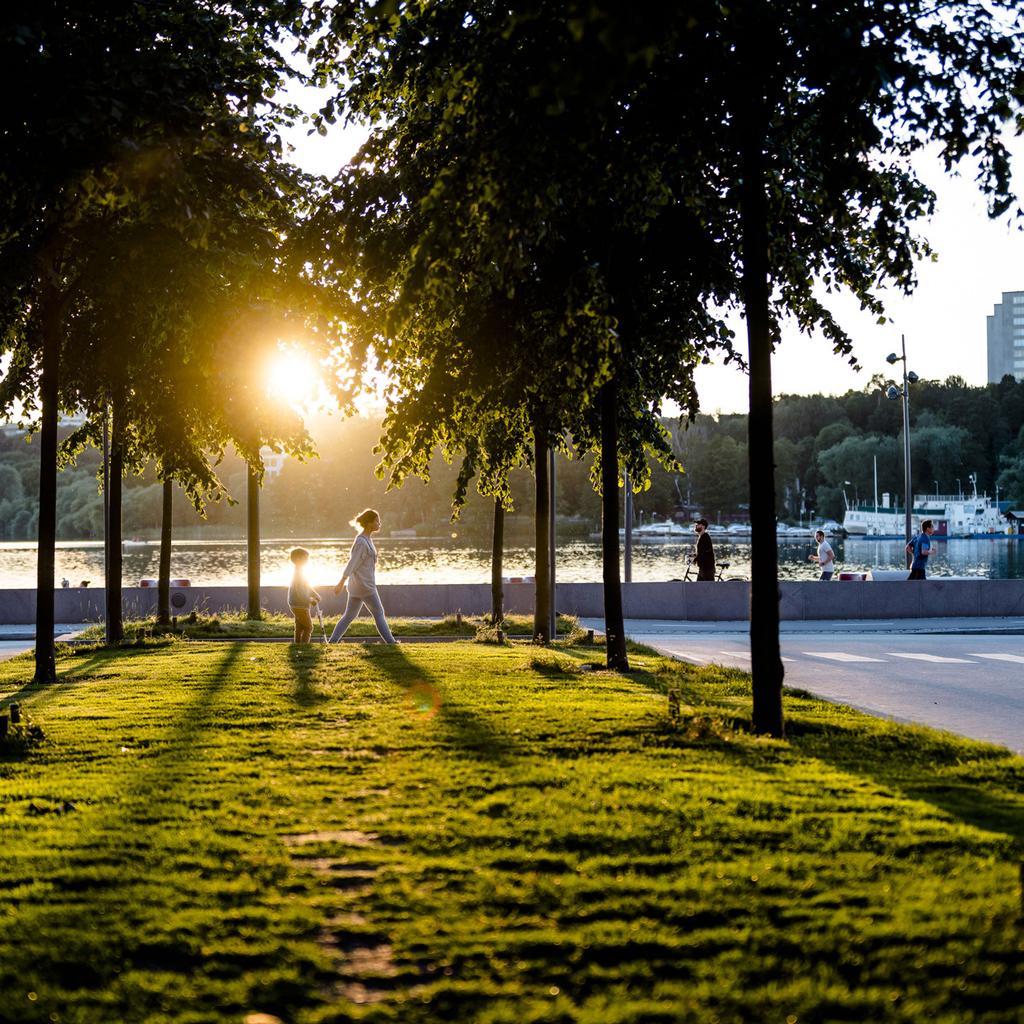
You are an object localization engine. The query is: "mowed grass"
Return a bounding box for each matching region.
[76,611,580,641]
[0,640,1020,1024]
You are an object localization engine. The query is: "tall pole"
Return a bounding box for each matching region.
[548,447,556,642]
[901,334,912,567]
[623,467,633,583]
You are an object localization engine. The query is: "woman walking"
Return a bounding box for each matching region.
[329,508,397,645]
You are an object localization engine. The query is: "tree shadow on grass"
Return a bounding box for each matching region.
[286,643,329,706]
[371,645,515,764]
[0,643,143,713]
[783,704,1024,846]
[610,645,1024,849]
[0,643,300,1014]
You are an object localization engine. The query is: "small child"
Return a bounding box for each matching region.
[288,547,321,643]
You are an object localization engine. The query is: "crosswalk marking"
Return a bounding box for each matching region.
[714,650,796,663]
[801,652,886,663]
[888,653,975,664]
[965,653,1024,664]
[661,645,1023,668]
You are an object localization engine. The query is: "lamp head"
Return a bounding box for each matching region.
[907,370,919,384]
[886,353,899,365]
[885,384,901,401]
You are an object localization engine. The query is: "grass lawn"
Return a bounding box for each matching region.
[75,611,581,641]
[0,638,1020,1023]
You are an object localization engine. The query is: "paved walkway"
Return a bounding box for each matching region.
[0,625,91,662]
[582,617,1024,754]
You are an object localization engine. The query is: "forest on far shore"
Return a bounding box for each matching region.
[2,374,1024,542]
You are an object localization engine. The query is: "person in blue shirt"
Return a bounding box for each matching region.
[907,520,935,580]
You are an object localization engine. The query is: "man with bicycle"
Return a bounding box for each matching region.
[691,518,716,581]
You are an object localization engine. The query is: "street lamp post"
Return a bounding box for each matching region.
[885,335,919,567]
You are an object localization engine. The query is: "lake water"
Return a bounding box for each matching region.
[1,535,1023,587]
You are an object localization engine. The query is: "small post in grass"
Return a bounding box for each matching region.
[668,689,681,725]
[10,703,21,724]
[0,715,8,739]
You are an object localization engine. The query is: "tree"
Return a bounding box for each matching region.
[310,1,735,662]
[0,2,319,673]
[626,0,1024,734]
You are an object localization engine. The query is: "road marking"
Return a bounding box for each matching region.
[965,653,1024,664]
[888,653,975,664]
[715,651,796,663]
[672,652,711,664]
[801,652,886,663]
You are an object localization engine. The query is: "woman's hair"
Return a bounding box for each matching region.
[289,547,310,565]
[351,508,380,531]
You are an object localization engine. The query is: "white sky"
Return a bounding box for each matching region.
[283,94,1024,418]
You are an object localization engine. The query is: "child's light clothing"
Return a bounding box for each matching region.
[288,573,317,608]
[289,568,320,643]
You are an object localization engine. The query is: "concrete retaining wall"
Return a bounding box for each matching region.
[2,579,1023,624]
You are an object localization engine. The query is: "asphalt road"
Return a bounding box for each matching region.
[621,628,1024,754]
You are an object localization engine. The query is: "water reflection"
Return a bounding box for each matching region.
[1,534,1022,587]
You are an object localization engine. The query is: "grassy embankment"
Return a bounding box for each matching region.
[76,611,581,641]
[0,638,1021,1023]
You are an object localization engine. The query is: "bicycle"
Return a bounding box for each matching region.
[682,561,738,582]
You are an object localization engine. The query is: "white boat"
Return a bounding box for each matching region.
[843,491,1008,538]
[725,523,752,536]
[778,525,814,538]
[621,520,690,538]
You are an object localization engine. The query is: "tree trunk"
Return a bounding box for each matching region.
[532,433,551,642]
[157,478,173,626]
[739,46,785,738]
[600,379,629,671]
[490,498,504,624]
[105,398,124,644]
[247,464,261,619]
[33,281,60,684]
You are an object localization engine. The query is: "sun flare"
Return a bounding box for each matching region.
[266,349,320,407]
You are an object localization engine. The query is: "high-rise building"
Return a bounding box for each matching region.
[987,291,1024,383]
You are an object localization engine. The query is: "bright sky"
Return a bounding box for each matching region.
[281,88,1024,418]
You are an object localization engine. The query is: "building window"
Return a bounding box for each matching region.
[1014,294,1024,304]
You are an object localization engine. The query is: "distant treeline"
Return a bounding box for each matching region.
[3,375,1024,539]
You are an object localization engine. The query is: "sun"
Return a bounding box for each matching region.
[266,348,320,408]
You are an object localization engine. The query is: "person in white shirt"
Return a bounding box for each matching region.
[809,529,835,581]
[329,508,397,644]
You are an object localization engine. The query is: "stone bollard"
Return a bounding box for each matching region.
[9,703,20,724]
